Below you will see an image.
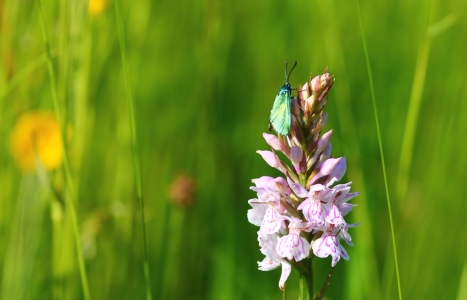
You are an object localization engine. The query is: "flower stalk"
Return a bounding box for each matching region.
[247,67,360,298]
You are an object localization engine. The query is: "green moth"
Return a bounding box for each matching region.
[269,61,297,136]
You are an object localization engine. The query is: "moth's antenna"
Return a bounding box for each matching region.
[287,61,298,83]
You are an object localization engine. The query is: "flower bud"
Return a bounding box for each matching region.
[310,139,332,168]
[291,97,301,119]
[168,173,197,208]
[257,150,287,174]
[309,71,333,111]
[317,130,333,151]
[326,156,346,184]
[299,82,310,101]
[291,117,305,148]
[320,143,332,161]
[308,157,346,186]
[321,112,328,128]
[263,133,282,151]
[290,146,304,173]
[290,146,302,164]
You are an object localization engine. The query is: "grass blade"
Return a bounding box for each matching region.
[355,0,402,299]
[396,0,436,200]
[36,1,90,299]
[113,1,153,299]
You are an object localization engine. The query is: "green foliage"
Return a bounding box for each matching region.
[1,0,467,299]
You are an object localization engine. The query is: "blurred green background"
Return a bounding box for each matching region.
[1,0,467,299]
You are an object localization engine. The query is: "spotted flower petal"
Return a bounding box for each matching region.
[257,230,292,290]
[311,225,351,267]
[261,207,286,234]
[247,199,268,226]
[276,218,310,261]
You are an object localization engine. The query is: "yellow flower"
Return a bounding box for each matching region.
[10,111,63,172]
[88,0,108,16]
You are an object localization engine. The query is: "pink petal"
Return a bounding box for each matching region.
[287,177,308,198]
[258,257,280,271]
[256,150,285,173]
[279,261,292,290]
[263,133,282,151]
[309,157,346,185]
[261,207,283,234]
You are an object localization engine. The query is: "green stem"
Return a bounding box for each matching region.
[114,1,153,299]
[355,1,402,299]
[313,266,335,300]
[299,274,306,300]
[0,53,49,103]
[307,258,313,299]
[298,258,313,300]
[36,1,90,299]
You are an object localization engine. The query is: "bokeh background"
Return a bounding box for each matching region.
[1,0,467,299]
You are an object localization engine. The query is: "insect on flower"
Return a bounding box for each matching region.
[269,61,297,136]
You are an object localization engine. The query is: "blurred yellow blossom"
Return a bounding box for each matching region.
[88,0,108,16]
[10,111,63,172]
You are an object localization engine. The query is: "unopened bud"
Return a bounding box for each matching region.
[168,173,197,208]
[309,71,334,111]
[291,97,301,118]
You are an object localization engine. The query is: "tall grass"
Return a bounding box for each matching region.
[37,0,90,298]
[113,0,152,298]
[356,0,401,298]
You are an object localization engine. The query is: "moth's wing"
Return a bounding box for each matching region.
[269,87,291,135]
